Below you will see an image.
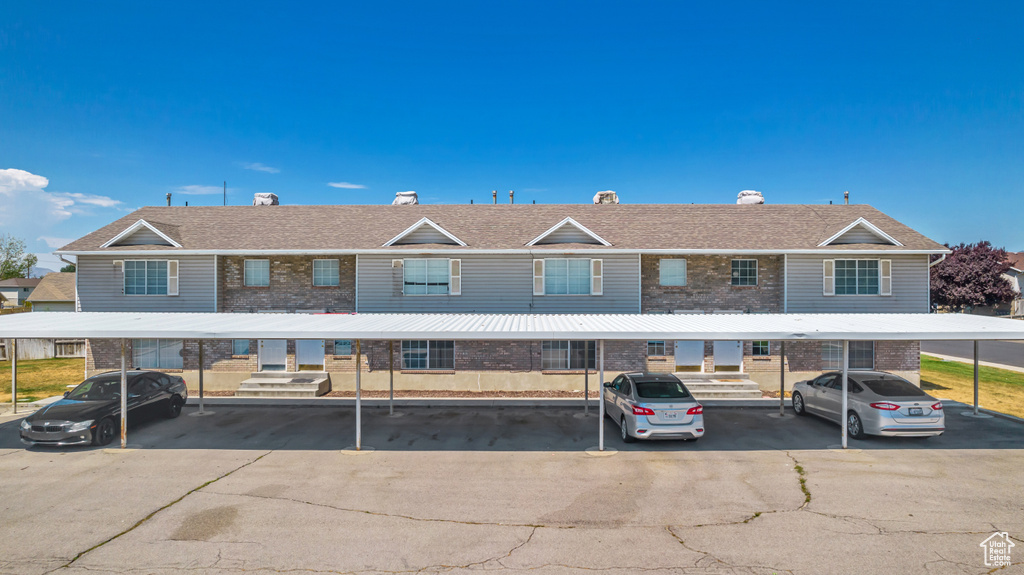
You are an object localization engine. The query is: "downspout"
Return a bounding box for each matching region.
[783,254,788,313]
[213,254,218,312]
[928,254,947,268]
[354,254,359,312]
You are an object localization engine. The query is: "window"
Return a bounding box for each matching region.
[835,260,879,295]
[312,259,340,286]
[244,259,270,287]
[404,259,450,295]
[334,340,352,355]
[659,259,687,286]
[647,341,666,356]
[401,340,454,370]
[731,259,757,286]
[822,341,874,370]
[124,260,175,295]
[541,341,596,370]
[132,339,183,369]
[232,339,250,356]
[752,341,770,356]
[544,259,591,295]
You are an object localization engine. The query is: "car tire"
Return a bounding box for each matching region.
[792,392,806,416]
[620,417,636,443]
[166,395,184,419]
[93,418,116,446]
[847,411,866,440]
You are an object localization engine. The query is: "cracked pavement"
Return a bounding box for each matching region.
[0,404,1022,574]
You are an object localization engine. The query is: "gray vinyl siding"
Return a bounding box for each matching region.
[830,227,887,244]
[77,255,216,312]
[118,228,171,245]
[786,254,929,313]
[534,225,603,245]
[357,254,639,313]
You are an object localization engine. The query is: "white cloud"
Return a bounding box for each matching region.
[0,168,49,193]
[242,162,280,174]
[0,168,121,222]
[175,185,223,195]
[328,182,366,189]
[38,236,73,249]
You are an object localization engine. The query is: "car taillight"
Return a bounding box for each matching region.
[686,405,703,415]
[631,405,655,416]
[870,402,900,411]
[931,402,943,410]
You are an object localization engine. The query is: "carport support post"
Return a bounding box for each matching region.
[598,340,605,451]
[841,340,849,449]
[389,340,394,416]
[120,338,127,449]
[584,342,589,415]
[10,339,17,414]
[197,340,205,414]
[973,340,980,416]
[355,339,362,450]
[779,341,785,416]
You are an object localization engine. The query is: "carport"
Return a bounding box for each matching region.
[3,312,1024,451]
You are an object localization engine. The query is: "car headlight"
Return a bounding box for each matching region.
[20,419,31,430]
[67,420,93,432]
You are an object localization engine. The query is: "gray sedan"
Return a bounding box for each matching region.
[603,372,704,442]
[791,371,944,439]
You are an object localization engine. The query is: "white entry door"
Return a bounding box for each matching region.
[713,341,743,372]
[296,340,325,371]
[258,339,288,372]
[674,341,704,372]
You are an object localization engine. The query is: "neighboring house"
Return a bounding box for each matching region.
[26,272,77,312]
[0,277,41,307]
[1006,252,1024,318]
[55,200,947,391]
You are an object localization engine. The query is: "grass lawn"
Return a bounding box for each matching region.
[921,354,1024,419]
[0,357,87,403]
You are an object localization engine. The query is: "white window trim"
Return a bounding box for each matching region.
[101,219,182,248]
[817,217,903,247]
[730,259,758,287]
[827,258,891,297]
[659,258,687,286]
[384,217,467,247]
[123,259,178,296]
[536,258,599,296]
[312,259,340,287]
[526,217,612,246]
[244,259,270,287]
[402,258,453,296]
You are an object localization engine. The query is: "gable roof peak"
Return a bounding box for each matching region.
[383,217,467,247]
[527,216,611,246]
[818,217,903,247]
[100,218,182,248]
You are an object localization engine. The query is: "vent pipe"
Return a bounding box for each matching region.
[509,190,514,204]
[166,193,172,206]
[492,190,497,204]
[844,191,849,205]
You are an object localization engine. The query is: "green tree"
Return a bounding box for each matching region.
[60,263,76,273]
[0,234,38,280]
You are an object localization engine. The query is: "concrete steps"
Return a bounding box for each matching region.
[679,377,763,399]
[235,372,332,398]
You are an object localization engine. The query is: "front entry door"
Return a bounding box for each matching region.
[296,340,325,371]
[674,341,704,373]
[713,341,743,372]
[258,339,288,371]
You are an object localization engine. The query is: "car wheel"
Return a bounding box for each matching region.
[792,392,806,416]
[166,395,184,419]
[93,418,116,446]
[620,417,636,443]
[847,411,866,440]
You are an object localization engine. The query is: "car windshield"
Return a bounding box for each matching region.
[65,376,123,401]
[635,380,691,399]
[861,378,928,397]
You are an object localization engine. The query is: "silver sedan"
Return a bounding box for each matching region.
[791,371,944,439]
[603,372,704,442]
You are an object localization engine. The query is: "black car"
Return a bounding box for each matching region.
[20,370,188,446]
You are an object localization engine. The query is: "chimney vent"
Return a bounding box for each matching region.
[844,191,849,205]
[593,190,619,204]
[737,190,764,205]
[509,190,514,204]
[392,191,418,205]
[492,190,497,204]
[166,193,172,207]
[253,192,279,206]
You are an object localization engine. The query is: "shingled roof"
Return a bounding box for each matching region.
[57,204,946,253]
[26,272,76,303]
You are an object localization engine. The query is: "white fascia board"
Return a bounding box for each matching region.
[382,217,467,247]
[57,248,950,256]
[818,217,904,247]
[526,217,612,246]
[99,219,182,248]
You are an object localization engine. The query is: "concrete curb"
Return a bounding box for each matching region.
[184,396,792,409]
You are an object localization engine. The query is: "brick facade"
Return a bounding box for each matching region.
[219,255,355,313]
[641,255,783,313]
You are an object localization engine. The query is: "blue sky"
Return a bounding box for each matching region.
[1,1,1021,270]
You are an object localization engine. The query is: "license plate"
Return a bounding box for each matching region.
[908,407,923,416]
[663,412,678,420]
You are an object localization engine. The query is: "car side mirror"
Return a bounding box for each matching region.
[603,382,612,388]
[63,391,69,397]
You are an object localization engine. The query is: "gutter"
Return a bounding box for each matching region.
[57,248,953,257]
[928,254,947,268]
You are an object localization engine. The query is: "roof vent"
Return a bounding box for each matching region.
[737,190,764,205]
[593,190,619,204]
[393,191,419,205]
[253,192,279,206]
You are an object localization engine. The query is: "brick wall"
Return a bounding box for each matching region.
[640,255,783,313]
[219,255,355,312]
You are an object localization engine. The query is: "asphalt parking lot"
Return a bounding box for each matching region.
[0,403,1022,574]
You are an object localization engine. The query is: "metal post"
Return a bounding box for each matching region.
[598,340,605,451]
[355,339,362,451]
[779,341,785,416]
[389,340,394,416]
[198,340,205,414]
[10,337,16,413]
[584,342,590,415]
[841,340,849,449]
[973,340,980,416]
[120,339,128,449]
